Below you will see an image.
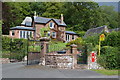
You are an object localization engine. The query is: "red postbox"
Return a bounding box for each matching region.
[91,52,95,62]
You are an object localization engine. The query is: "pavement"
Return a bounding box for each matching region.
[2,62,119,78]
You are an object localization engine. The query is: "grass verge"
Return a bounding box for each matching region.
[91,69,118,75]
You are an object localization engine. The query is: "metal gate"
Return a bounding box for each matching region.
[27,39,43,65]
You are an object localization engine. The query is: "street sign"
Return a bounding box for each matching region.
[100,34,105,41]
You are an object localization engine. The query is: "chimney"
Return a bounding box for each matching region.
[61,14,64,24]
[34,11,37,16]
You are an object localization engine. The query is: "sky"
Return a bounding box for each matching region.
[98,2,118,11]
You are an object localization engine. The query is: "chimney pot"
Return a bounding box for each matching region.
[61,14,64,24]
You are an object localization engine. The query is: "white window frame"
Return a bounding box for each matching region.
[47,31,50,37]
[72,35,74,40]
[19,31,22,38]
[11,30,15,36]
[52,32,56,38]
[49,22,54,29]
[66,34,70,42]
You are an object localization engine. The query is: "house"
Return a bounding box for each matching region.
[9,14,78,42]
[84,25,120,38]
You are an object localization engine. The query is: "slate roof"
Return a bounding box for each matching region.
[33,16,67,27]
[65,31,77,35]
[109,28,120,32]
[84,25,108,38]
[21,17,32,26]
[10,26,35,31]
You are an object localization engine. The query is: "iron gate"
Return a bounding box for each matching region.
[27,39,44,65]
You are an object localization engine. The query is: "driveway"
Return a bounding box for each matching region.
[2,62,118,78]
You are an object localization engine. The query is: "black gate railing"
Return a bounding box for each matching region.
[27,39,42,65]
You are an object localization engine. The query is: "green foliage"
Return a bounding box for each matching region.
[97,46,119,69]
[48,41,66,52]
[2,36,27,60]
[83,34,99,47]
[91,69,118,75]
[3,2,119,35]
[2,36,11,51]
[40,27,50,37]
[2,2,32,34]
[102,31,120,48]
[75,31,86,37]
[41,2,64,19]
[66,37,85,47]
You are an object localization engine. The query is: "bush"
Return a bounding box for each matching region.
[97,46,119,69]
[75,31,86,37]
[2,36,27,60]
[83,34,99,47]
[102,31,120,47]
[66,37,85,47]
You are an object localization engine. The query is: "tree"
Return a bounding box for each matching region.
[41,2,64,19]
[63,2,100,31]
[2,2,32,34]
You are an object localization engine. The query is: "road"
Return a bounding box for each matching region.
[2,62,118,78]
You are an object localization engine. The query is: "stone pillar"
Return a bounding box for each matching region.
[88,51,99,69]
[71,44,77,69]
[39,37,50,65]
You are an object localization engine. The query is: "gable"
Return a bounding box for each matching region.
[34,16,67,27]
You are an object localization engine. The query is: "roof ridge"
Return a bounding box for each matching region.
[35,16,60,20]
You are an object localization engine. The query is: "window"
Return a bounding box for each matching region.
[23,31,25,38]
[72,35,74,40]
[49,22,54,28]
[19,31,33,39]
[12,30,15,36]
[52,32,56,38]
[47,31,50,37]
[20,31,22,38]
[66,34,70,41]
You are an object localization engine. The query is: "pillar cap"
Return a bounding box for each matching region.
[70,44,77,48]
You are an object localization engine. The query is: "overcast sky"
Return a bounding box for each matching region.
[98,2,118,11]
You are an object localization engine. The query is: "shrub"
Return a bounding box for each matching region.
[75,31,86,37]
[66,37,85,47]
[2,36,11,51]
[97,46,119,69]
[83,34,99,47]
[101,31,120,47]
[2,36,27,60]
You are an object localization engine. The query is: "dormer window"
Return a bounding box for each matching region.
[49,22,54,29]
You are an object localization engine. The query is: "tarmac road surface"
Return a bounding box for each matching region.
[2,62,118,78]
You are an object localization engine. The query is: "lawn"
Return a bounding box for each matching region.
[91,69,118,75]
[28,41,67,53]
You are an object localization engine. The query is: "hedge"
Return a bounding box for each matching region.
[2,36,27,60]
[97,46,119,69]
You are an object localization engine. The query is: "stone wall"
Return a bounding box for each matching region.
[45,54,73,69]
[0,58,10,64]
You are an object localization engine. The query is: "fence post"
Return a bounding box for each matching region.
[39,37,50,65]
[71,44,77,69]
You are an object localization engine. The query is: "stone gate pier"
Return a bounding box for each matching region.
[37,37,78,69]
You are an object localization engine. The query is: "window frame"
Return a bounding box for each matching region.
[52,32,56,38]
[72,35,74,40]
[49,22,55,29]
[11,30,15,36]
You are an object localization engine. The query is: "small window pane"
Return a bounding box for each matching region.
[23,31,25,38]
[72,35,74,40]
[20,31,22,38]
[12,31,15,36]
